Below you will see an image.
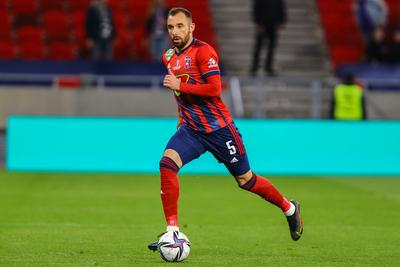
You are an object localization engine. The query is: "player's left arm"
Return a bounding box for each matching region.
[163,45,222,97]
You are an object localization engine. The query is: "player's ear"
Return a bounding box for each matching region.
[190,22,195,34]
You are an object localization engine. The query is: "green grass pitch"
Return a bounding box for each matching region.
[0,171,399,266]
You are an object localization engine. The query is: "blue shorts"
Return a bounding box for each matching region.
[165,122,251,176]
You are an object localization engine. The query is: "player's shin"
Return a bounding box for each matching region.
[240,172,293,215]
[159,156,180,228]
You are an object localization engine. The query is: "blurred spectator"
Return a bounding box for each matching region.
[146,0,169,61]
[250,0,286,76]
[86,0,116,61]
[387,28,400,64]
[366,27,386,63]
[330,73,367,120]
[355,0,388,43]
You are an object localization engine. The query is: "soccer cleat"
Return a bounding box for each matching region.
[148,242,158,252]
[147,232,166,252]
[286,200,303,241]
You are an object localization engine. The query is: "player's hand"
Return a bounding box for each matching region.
[163,68,181,91]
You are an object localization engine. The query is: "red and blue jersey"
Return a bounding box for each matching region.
[162,38,233,133]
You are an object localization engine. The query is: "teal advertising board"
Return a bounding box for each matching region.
[6,116,400,175]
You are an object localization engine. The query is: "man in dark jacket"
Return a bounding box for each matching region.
[86,0,116,61]
[250,0,287,76]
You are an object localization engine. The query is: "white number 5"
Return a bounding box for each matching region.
[226,140,236,155]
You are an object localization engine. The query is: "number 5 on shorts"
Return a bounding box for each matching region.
[226,140,236,155]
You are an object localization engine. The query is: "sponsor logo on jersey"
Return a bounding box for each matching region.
[173,59,181,70]
[165,49,174,61]
[184,56,191,69]
[208,57,218,68]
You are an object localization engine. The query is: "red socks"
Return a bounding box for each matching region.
[160,155,290,226]
[159,157,180,226]
[241,173,291,213]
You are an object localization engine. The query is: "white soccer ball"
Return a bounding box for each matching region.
[157,231,191,262]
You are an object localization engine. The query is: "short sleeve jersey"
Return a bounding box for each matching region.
[162,38,233,133]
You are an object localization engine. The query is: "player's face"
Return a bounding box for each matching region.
[167,12,195,50]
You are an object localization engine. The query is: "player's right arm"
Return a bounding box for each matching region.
[175,45,222,97]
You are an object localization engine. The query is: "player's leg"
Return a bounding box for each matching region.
[250,30,264,75]
[265,26,277,75]
[160,126,206,229]
[148,125,206,251]
[204,123,303,241]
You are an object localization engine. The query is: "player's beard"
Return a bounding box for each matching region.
[172,33,190,50]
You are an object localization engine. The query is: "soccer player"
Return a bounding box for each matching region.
[148,7,303,250]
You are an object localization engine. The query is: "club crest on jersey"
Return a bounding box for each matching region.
[184,56,191,69]
[173,59,181,71]
[165,49,174,61]
[208,57,218,68]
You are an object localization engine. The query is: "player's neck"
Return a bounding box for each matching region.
[175,36,194,53]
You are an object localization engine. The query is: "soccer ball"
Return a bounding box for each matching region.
[157,231,191,262]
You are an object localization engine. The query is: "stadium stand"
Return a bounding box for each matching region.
[0,0,217,62]
[11,0,40,26]
[0,11,13,42]
[317,0,365,67]
[318,0,400,68]
[43,10,71,43]
[47,42,76,60]
[0,42,17,59]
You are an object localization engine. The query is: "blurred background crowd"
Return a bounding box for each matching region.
[0,0,399,136]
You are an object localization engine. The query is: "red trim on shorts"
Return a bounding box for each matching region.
[228,123,245,155]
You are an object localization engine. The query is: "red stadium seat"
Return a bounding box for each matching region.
[132,26,151,61]
[19,42,45,59]
[17,26,44,43]
[0,41,17,59]
[0,0,9,11]
[70,10,85,28]
[0,11,13,41]
[47,42,76,60]
[43,11,70,42]
[67,0,91,12]
[113,12,129,30]
[108,0,124,12]
[41,0,67,11]
[71,24,90,59]
[113,28,132,60]
[11,0,39,26]
[126,1,150,27]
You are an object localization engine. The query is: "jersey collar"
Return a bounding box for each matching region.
[174,38,195,56]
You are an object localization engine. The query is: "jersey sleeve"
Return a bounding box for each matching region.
[197,44,221,80]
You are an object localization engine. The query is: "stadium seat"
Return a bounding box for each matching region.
[108,0,124,12]
[317,0,364,67]
[0,0,9,11]
[71,24,90,59]
[43,10,70,42]
[0,41,17,59]
[126,1,150,27]
[71,10,86,27]
[41,0,67,12]
[17,26,44,43]
[11,0,39,26]
[67,0,91,12]
[113,29,132,60]
[0,11,13,42]
[132,27,151,61]
[113,12,130,31]
[19,42,45,59]
[47,42,76,60]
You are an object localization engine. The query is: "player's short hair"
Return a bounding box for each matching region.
[168,7,192,20]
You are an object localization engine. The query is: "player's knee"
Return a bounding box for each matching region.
[237,171,257,190]
[159,156,180,173]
